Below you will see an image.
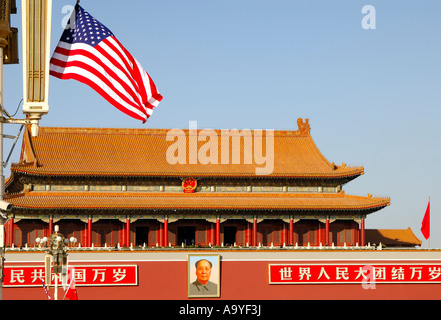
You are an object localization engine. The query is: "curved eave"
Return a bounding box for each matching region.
[10,205,389,213]
[6,191,390,213]
[10,166,365,180]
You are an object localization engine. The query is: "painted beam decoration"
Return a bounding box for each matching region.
[269,263,441,284]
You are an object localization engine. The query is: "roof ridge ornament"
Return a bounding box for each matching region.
[297,118,311,135]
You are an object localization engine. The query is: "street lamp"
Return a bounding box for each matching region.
[44,225,76,300]
[47,225,68,300]
[35,236,48,248]
[21,0,52,137]
[69,237,78,248]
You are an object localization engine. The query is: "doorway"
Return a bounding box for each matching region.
[136,226,149,246]
[223,226,237,246]
[177,227,196,245]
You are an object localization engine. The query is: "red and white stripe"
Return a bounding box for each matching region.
[50,36,163,123]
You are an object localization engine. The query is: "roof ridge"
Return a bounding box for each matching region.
[36,126,310,137]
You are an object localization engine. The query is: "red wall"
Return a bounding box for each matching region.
[4,258,441,300]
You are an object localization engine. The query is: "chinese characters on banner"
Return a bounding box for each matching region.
[4,265,138,287]
[269,264,441,284]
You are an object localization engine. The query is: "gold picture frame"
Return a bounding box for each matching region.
[187,254,220,298]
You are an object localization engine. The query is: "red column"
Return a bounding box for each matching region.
[318,221,322,246]
[210,223,215,245]
[360,219,365,246]
[289,219,293,245]
[5,218,13,247]
[159,222,164,246]
[252,218,257,246]
[215,218,220,246]
[9,218,14,247]
[246,222,251,245]
[325,219,329,246]
[48,218,53,238]
[164,218,168,247]
[125,218,131,247]
[282,223,287,246]
[87,218,92,247]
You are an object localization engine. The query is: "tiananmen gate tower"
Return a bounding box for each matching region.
[2,119,439,301]
[4,119,390,248]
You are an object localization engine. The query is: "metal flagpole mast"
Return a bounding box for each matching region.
[0,0,52,300]
[0,0,12,301]
[0,38,4,303]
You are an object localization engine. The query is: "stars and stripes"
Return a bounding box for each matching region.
[50,4,163,123]
[40,278,52,300]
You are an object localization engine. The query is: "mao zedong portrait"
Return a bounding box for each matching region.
[189,259,218,297]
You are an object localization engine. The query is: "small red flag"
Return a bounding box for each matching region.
[64,280,78,300]
[421,201,430,240]
[64,268,79,300]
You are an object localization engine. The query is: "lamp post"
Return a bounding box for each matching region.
[41,225,76,300]
[49,226,67,301]
[0,0,18,301]
[0,0,52,300]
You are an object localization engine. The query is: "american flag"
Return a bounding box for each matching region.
[50,4,163,123]
[40,278,52,300]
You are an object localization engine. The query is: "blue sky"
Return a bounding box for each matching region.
[3,1,440,247]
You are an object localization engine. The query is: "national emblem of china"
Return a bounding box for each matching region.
[182,178,197,193]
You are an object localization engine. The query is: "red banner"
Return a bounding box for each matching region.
[4,265,138,287]
[269,263,441,284]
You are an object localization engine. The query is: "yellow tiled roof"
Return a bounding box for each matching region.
[12,120,364,179]
[365,228,422,246]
